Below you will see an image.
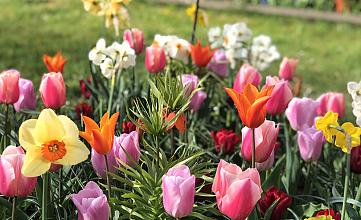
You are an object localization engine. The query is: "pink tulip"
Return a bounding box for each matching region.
[13,79,36,112]
[256,150,275,171]
[182,74,198,94]
[279,57,298,81]
[39,72,66,109]
[145,44,166,74]
[285,97,320,131]
[297,127,324,162]
[91,149,117,179]
[241,120,280,163]
[113,131,140,167]
[162,165,195,218]
[317,92,345,118]
[189,90,207,112]
[207,49,228,78]
[123,28,144,54]
[212,160,262,220]
[0,69,20,104]
[233,64,262,93]
[265,76,293,115]
[71,181,110,220]
[0,146,37,197]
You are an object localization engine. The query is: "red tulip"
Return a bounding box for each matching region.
[79,77,92,99]
[351,145,361,174]
[123,28,145,54]
[190,40,215,68]
[75,103,93,118]
[122,121,137,134]
[259,187,292,220]
[211,129,241,154]
[314,208,341,220]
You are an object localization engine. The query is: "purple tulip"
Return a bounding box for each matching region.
[91,149,117,179]
[162,165,195,218]
[285,97,320,131]
[113,131,140,167]
[297,127,324,162]
[189,90,207,112]
[71,181,110,220]
[13,79,36,112]
[207,49,228,78]
[182,74,198,96]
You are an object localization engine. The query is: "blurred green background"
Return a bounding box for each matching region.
[0,0,360,117]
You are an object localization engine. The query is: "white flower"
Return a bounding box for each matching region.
[208,27,223,49]
[347,81,361,103]
[167,38,190,64]
[250,34,280,70]
[106,41,136,70]
[223,22,252,49]
[225,48,248,69]
[100,57,115,79]
[89,38,107,65]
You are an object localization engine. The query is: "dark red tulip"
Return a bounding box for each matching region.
[258,186,292,220]
[351,145,361,174]
[75,103,93,118]
[211,129,241,155]
[79,77,92,99]
[122,121,137,134]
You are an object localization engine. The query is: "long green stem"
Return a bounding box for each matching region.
[107,74,116,114]
[353,182,361,210]
[3,104,10,150]
[58,168,63,200]
[251,128,256,168]
[42,173,50,220]
[190,0,200,44]
[303,163,312,194]
[170,128,175,155]
[154,135,160,180]
[104,155,113,220]
[11,197,16,220]
[341,153,350,220]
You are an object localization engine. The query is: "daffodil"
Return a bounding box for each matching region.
[19,109,90,177]
[315,111,339,143]
[186,3,208,27]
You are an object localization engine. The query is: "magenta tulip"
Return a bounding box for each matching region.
[285,97,320,131]
[71,181,110,220]
[162,165,195,218]
[113,131,140,167]
[39,72,66,109]
[0,146,37,197]
[123,28,144,54]
[189,90,207,112]
[145,44,167,74]
[182,74,198,94]
[241,120,280,163]
[297,127,324,162]
[256,150,275,171]
[265,76,293,115]
[207,49,228,78]
[91,149,117,178]
[279,57,298,81]
[13,79,36,112]
[0,69,20,104]
[212,160,262,220]
[317,92,345,118]
[233,63,262,93]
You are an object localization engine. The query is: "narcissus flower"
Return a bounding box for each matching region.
[225,83,273,128]
[19,109,90,177]
[190,40,215,68]
[43,52,67,73]
[80,112,119,155]
[186,3,208,27]
[315,111,339,143]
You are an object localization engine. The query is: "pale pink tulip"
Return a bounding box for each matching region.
[123,28,145,54]
[207,49,228,78]
[0,69,20,104]
[113,131,140,167]
[233,64,262,93]
[317,92,345,118]
[145,44,166,74]
[91,149,117,179]
[279,57,298,81]
[39,72,66,109]
[285,97,320,131]
[297,127,324,162]
[189,90,207,112]
[256,150,275,171]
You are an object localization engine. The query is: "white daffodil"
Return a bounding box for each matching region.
[100,57,115,79]
[106,41,136,70]
[89,38,107,65]
[167,37,190,64]
[250,35,280,71]
[347,81,361,103]
[208,27,223,49]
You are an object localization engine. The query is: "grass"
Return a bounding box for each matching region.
[0,0,360,117]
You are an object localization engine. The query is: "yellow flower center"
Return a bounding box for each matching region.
[41,140,66,162]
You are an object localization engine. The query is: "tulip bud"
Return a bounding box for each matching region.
[39,72,66,109]
[279,57,298,81]
[212,160,262,220]
[75,103,93,118]
[241,120,280,163]
[182,74,198,96]
[297,127,324,162]
[207,49,228,78]
[13,79,36,112]
[91,149,117,178]
[71,181,110,220]
[145,44,166,74]
[162,165,195,218]
[285,97,320,131]
[189,90,207,112]
[122,121,136,134]
[0,69,20,104]
[211,129,241,155]
[123,28,145,55]
[113,131,140,167]
[351,146,361,174]
[0,146,37,197]
[265,76,293,115]
[317,92,345,118]
[258,187,292,220]
[233,64,262,93]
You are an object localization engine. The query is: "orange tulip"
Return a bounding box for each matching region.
[190,40,215,68]
[80,112,119,155]
[225,83,273,128]
[166,112,187,133]
[43,52,67,73]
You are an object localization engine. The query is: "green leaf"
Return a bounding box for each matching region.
[264,198,280,220]
[0,197,29,220]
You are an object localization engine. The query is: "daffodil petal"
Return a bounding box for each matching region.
[21,148,51,177]
[19,119,38,150]
[58,115,79,137]
[55,138,90,165]
[34,109,65,143]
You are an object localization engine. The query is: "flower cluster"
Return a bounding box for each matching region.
[153,34,191,64]
[348,80,361,127]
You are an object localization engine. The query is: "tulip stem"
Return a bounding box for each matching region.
[107,73,116,114]
[190,0,200,44]
[251,128,256,168]
[11,197,16,220]
[104,155,113,220]
[42,173,50,220]
[170,128,175,155]
[58,168,62,199]
[341,153,350,220]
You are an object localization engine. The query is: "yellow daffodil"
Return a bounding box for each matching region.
[335,122,361,153]
[186,3,208,27]
[82,0,103,15]
[315,111,339,143]
[19,109,90,177]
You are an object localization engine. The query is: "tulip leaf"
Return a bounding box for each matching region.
[263,198,280,220]
[0,197,29,220]
[262,154,285,190]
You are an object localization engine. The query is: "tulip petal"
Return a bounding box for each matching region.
[242,83,258,103]
[92,129,109,155]
[247,96,270,128]
[82,115,100,133]
[21,148,51,177]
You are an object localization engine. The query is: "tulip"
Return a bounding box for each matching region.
[285,97,320,131]
[0,146,37,197]
[207,49,228,78]
[13,79,36,112]
[314,208,341,220]
[350,145,361,174]
[212,160,262,220]
[256,150,275,171]
[123,28,145,54]
[113,131,140,167]
[297,127,324,162]
[49,164,62,173]
[80,112,119,155]
[79,78,91,99]
[91,149,117,178]
[278,57,298,81]
[162,165,195,218]
[165,112,186,133]
[317,92,345,118]
[258,187,292,220]
[122,121,136,134]
[71,181,110,220]
[233,64,262,93]
[0,69,20,104]
[226,83,273,128]
[189,90,207,112]
[43,52,67,73]
[211,129,241,154]
[265,76,293,115]
[241,120,280,163]
[145,44,166,74]
[39,72,66,109]
[75,103,93,118]
[182,74,198,95]
[190,40,215,67]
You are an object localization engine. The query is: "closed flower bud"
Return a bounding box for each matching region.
[113,131,140,167]
[0,69,20,104]
[285,97,320,131]
[279,57,298,81]
[317,92,345,118]
[145,44,166,74]
[39,72,66,109]
[123,28,145,55]
[13,79,36,112]
[265,76,293,115]
[297,127,324,162]
[259,187,292,220]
